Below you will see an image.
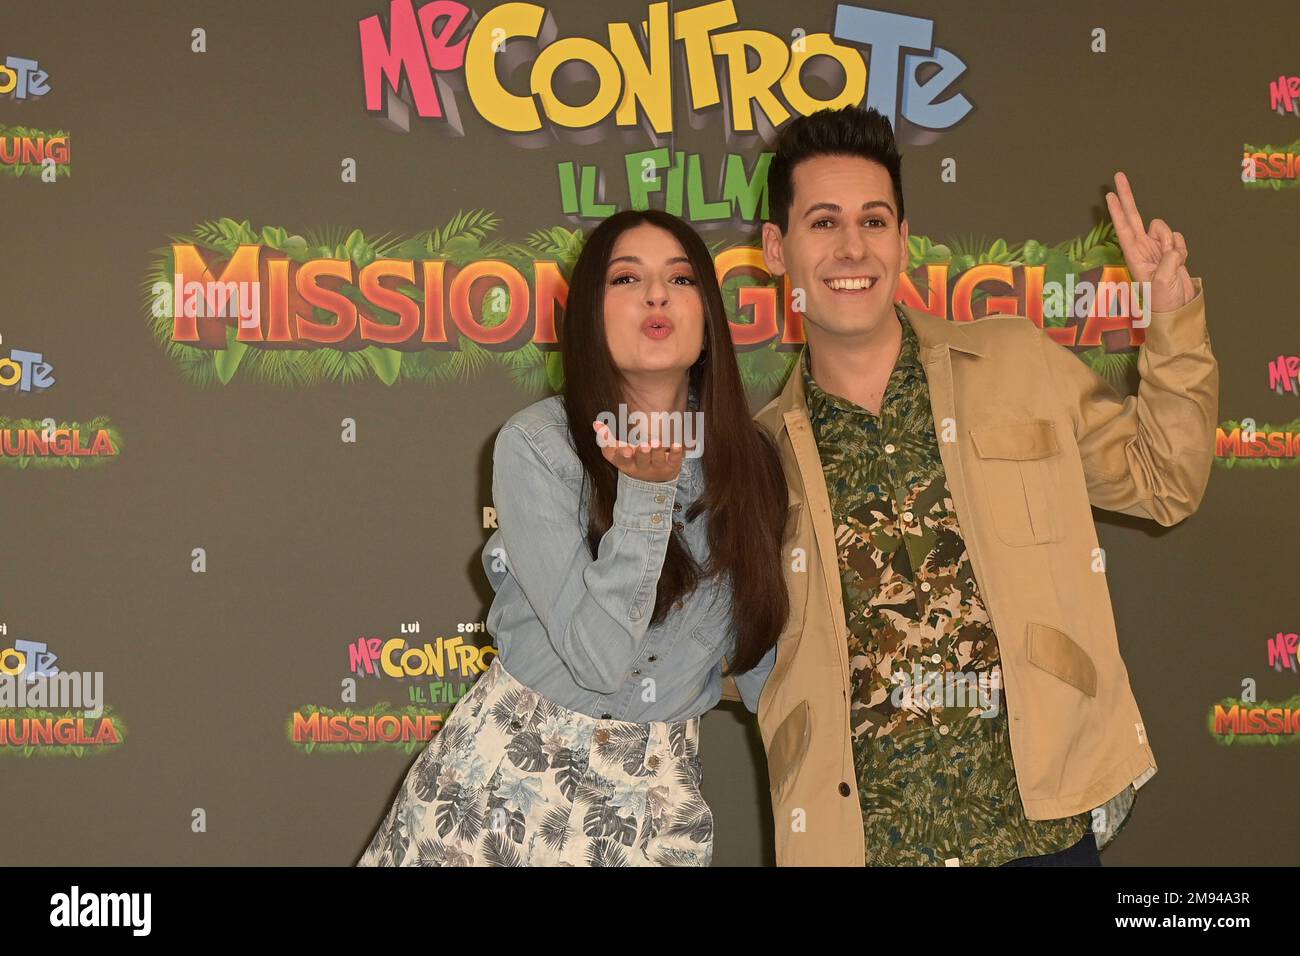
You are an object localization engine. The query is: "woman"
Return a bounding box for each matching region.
[357,209,789,866]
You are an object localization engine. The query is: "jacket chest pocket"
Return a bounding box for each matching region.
[969,420,1062,547]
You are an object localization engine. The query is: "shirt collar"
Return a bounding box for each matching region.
[802,306,921,422]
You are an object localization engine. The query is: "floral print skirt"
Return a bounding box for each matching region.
[357,656,713,866]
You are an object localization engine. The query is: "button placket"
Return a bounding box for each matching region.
[936,717,967,865]
[630,619,671,681]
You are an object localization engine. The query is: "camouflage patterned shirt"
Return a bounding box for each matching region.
[802,306,1091,866]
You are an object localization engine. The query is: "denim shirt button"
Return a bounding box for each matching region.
[651,514,662,524]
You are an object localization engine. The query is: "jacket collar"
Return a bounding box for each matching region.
[776,302,987,423]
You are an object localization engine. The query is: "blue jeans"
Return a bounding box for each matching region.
[1000,831,1101,867]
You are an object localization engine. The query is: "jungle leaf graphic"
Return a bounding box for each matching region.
[360,346,402,386]
[213,323,248,384]
[144,213,1142,396]
[1078,346,1139,388]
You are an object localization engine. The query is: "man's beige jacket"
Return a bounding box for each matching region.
[720,281,1217,866]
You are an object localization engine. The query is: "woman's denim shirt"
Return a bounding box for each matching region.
[480,394,775,722]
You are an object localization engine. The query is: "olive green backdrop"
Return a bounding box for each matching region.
[1,0,1296,865]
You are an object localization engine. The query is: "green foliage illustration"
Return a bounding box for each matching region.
[0,123,71,179]
[287,702,451,755]
[0,706,126,757]
[1243,142,1300,190]
[0,416,123,469]
[1207,695,1300,745]
[144,212,1142,394]
[1214,418,1300,469]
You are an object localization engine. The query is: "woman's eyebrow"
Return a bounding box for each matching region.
[608,255,692,266]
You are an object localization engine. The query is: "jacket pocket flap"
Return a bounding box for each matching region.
[767,699,811,798]
[970,420,1060,460]
[1026,622,1098,697]
[689,625,728,653]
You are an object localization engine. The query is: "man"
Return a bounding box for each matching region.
[720,105,1217,866]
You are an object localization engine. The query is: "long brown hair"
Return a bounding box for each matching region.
[559,209,788,676]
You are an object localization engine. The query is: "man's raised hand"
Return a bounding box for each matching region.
[1105,170,1196,313]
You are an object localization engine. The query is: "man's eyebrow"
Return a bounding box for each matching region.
[607,255,692,266]
[802,200,896,218]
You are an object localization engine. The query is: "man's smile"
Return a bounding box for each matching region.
[824,275,879,293]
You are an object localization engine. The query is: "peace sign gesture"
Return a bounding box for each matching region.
[1105,171,1197,314]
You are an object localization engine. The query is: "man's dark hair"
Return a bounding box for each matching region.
[766,105,904,233]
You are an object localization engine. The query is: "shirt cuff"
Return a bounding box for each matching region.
[1142,277,1208,356]
[612,470,679,531]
